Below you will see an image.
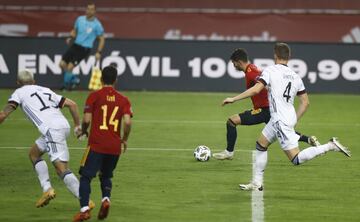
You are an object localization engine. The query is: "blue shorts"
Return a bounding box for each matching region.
[79,148,119,179]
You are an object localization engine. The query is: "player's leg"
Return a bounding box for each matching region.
[52,158,99,211]
[277,123,351,166]
[274,122,304,164]
[29,142,51,192]
[295,131,320,146]
[214,108,270,160]
[73,149,103,221]
[31,137,56,207]
[240,120,275,191]
[97,154,120,220]
[79,149,101,210]
[227,114,241,151]
[43,128,80,199]
[286,139,351,165]
[213,114,240,160]
[53,160,80,197]
[99,155,119,200]
[239,134,271,191]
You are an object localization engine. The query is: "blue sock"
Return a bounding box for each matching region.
[99,176,112,199]
[79,176,91,208]
[63,71,73,88]
[70,75,80,85]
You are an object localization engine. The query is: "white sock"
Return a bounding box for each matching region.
[225,150,233,155]
[34,160,52,192]
[253,150,267,186]
[297,143,331,164]
[102,196,110,203]
[80,206,90,213]
[63,172,80,198]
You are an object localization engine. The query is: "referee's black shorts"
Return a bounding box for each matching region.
[239,107,271,125]
[62,43,91,66]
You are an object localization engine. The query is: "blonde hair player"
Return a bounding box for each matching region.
[222,43,351,191]
[0,70,94,208]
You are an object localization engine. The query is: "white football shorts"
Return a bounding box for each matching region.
[35,128,70,162]
[262,119,300,150]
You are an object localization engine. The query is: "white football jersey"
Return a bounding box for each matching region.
[8,85,70,135]
[259,64,306,126]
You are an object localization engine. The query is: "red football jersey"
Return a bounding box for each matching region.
[244,64,269,109]
[84,87,133,155]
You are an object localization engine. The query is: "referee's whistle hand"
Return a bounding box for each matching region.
[65,38,72,45]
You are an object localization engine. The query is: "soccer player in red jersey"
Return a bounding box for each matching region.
[73,65,132,221]
[213,48,319,160]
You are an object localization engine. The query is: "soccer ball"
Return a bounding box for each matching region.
[194,145,211,162]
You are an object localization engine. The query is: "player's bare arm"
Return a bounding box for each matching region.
[0,103,17,123]
[78,113,91,139]
[296,93,310,121]
[62,98,81,129]
[95,35,105,61]
[121,114,132,153]
[222,82,265,106]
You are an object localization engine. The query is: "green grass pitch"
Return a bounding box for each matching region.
[0,89,359,222]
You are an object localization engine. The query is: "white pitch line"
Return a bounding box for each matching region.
[252,150,264,222]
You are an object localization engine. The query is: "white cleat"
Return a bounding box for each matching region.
[212,150,234,160]
[329,137,351,157]
[309,136,321,146]
[239,183,263,191]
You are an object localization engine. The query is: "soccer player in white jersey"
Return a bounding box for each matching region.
[222,43,351,191]
[0,70,92,207]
